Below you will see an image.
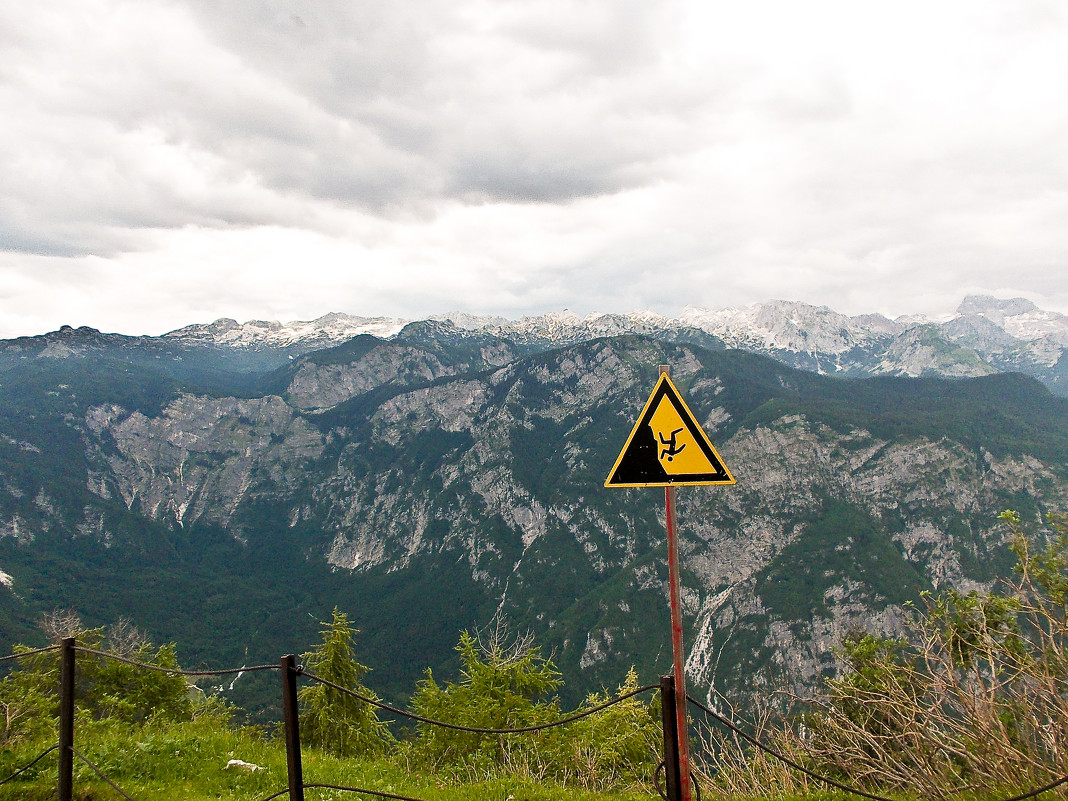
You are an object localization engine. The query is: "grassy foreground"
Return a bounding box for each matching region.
[0,712,657,801]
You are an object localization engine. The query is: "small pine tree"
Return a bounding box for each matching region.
[298,608,393,756]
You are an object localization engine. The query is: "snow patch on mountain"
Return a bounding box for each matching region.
[957,295,1068,345]
[431,311,511,329]
[165,313,408,349]
[152,296,1067,395]
[679,300,900,354]
[164,297,1064,356]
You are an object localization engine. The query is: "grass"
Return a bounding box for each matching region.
[0,712,657,801]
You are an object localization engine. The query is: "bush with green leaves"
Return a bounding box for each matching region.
[0,614,192,747]
[408,625,562,778]
[297,607,394,756]
[545,667,661,791]
[407,621,661,790]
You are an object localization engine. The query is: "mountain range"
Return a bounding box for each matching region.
[1,295,1066,719]
[159,294,1068,394]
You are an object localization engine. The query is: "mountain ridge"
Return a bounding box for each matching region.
[151,295,1068,394]
[7,294,1065,395]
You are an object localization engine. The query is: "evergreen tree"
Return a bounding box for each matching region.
[298,608,393,756]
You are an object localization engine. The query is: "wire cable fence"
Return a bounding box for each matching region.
[4,640,1068,801]
[71,746,139,801]
[259,783,431,801]
[298,666,659,734]
[685,694,897,801]
[0,744,58,786]
[0,643,60,663]
[0,640,663,801]
[74,645,280,676]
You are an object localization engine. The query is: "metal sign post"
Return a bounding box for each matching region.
[665,482,693,801]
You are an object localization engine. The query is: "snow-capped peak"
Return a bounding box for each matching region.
[165,313,409,349]
[680,300,900,354]
[957,295,1068,345]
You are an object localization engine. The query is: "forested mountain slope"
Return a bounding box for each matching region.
[2,326,1066,716]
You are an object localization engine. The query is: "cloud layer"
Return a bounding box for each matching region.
[1,0,1067,336]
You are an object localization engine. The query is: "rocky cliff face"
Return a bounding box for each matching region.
[683,417,1059,703]
[84,395,324,530]
[15,330,1057,709]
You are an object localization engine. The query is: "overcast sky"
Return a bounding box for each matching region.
[2,0,1067,338]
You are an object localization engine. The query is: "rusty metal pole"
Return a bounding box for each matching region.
[665,483,693,801]
[281,654,305,801]
[660,674,683,801]
[58,637,76,801]
[660,364,692,801]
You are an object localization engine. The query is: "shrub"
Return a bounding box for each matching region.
[408,624,562,778]
[546,667,661,791]
[0,613,192,746]
[798,510,1068,797]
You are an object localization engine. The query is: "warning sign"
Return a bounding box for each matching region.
[605,374,735,488]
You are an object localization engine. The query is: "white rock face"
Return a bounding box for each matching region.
[678,412,1061,703]
[286,345,455,411]
[873,325,997,377]
[0,516,35,544]
[680,301,900,355]
[45,318,1065,709]
[958,295,1068,344]
[84,395,324,528]
[147,296,1067,395]
[164,313,408,349]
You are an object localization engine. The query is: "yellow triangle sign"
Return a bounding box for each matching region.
[605,374,735,488]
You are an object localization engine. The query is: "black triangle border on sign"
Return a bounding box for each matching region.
[605,374,736,488]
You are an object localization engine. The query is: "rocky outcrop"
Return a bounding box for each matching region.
[85,395,324,528]
[285,345,456,411]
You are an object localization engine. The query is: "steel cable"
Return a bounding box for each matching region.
[74,646,279,676]
[257,789,292,801]
[302,782,433,800]
[0,744,58,785]
[70,746,139,801]
[299,668,658,734]
[685,694,899,801]
[995,774,1068,801]
[0,644,61,663]
[259,783,432,801]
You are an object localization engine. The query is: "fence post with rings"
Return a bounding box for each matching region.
[58,637,76,801]
[659,674,682,801]
[281,654,305,801]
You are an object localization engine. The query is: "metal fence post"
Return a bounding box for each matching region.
[660,674,682,801]
[58,637,76,801]
[281,654,305,801]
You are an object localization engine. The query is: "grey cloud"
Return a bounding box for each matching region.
[1,0,722,261]
[177,0,703,205]
[1,0,1066,336]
